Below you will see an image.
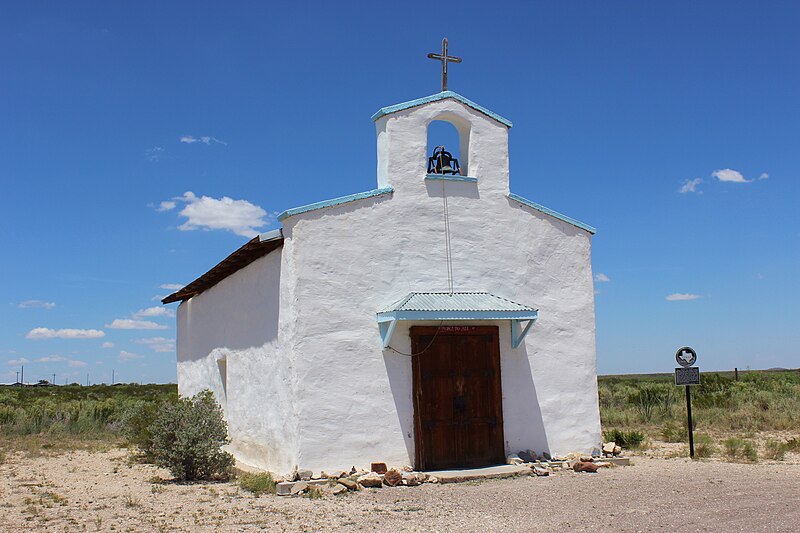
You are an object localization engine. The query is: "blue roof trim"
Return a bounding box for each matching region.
[277,187,394,221]
[425,174,478,183]
[377,310,539,322]
[507,193,596,235]
[371,91,513,128]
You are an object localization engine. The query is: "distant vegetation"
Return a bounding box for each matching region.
[599,369,800,460]
[0,383,176,453]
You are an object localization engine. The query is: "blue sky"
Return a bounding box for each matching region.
[1,1,798,384]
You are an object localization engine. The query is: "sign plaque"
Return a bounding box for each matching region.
[674,366,700,386]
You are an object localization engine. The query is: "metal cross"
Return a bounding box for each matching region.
[427,38,462,92]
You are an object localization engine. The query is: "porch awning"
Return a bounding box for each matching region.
[377,292,539,349]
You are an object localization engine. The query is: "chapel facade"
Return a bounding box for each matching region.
[164,90,602,474]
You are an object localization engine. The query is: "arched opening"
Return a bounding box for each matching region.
[426,118,470,177]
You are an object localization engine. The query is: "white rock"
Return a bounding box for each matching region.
[357,472,383,488]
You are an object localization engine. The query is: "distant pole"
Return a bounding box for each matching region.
[86,373,89,387]
[21,366,24,385]
[686,385,695,459]
[52,373,56,385]
[735,367,739,381]
[112,369,115,385]
[16,371,19,384]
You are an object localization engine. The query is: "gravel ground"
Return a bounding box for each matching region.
[1,448,799,532]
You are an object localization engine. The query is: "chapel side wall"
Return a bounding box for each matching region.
[175,248,298,473]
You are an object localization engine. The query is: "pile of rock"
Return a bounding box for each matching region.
[602,441,622,457]
[278,462,439,496]
[506,448,618,476]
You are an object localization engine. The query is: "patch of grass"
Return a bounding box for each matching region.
[660,422,688,443]
[304,486,323,499]
[602,428,646,449]
[124,495,142,508]
[723,437,758,462]
[693,433,716,459]
[785,437,800,453]
[763,439,787,461]
[237,471,277,496]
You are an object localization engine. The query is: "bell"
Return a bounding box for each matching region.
[427,145,461,176]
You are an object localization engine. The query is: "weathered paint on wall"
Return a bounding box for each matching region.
[175,94,601,474]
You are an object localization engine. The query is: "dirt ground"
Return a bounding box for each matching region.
[1,446,799,532]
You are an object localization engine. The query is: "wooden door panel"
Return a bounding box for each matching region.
[412,326,504,471]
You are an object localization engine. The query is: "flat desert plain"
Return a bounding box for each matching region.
[1,447,799,532]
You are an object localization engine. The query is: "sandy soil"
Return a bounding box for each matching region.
[1,446,799,532]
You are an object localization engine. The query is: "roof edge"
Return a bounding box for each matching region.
[370,91,513,128]
[277,187,394,222]
[162,229,284,304]
[507,193,596,235]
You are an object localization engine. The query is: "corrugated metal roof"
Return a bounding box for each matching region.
[381,292,536,314]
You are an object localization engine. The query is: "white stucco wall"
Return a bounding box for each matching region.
[175,248,298,473]
[175,95,601,474]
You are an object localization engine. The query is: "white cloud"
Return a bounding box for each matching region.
[145,146,165,162]
[105,319,167,330]
[18,300,56,309]
[8,358,29,365]
[135,337,176,353]
[160,283,183,290]
[35,355,67,363]
[678,178,703,194]
[26,328,105,340]
[101,342,114,348]
[133,306,175,319]
[156,200,176,212]
[161,191,269,237]
[666,293,702,301]
[758,172,769,180]
[712,169,750,183]
[594,273,611,283]
[180,135,227,146]
[119,350,144,362]
[68,360,88,368]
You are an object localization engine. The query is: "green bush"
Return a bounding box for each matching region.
[693,433,716,459]
[763,440,787,461]
[723,437,758,462]
[602,428,646,449]
[238,472,277,496]
[120,401,162,460]
[660,422,688,443]
[150,390,234,481]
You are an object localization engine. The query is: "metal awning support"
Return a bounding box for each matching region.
[377,292,539,350]
[511,318,537,349]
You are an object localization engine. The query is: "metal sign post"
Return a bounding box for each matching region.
[674,346,700,459]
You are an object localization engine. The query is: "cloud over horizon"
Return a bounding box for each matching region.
[666,293,702,301]
[105,319,168,330]
[26,328,105,340]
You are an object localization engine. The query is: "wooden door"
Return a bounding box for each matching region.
[411,326,504,471]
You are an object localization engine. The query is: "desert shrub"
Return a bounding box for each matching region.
[693,433,716,459]
[238,472,277,496]
[602,428,646,449]
[785,437,800,453]
[305,486,323,499]
[763,440,787,461]
[150,390,233,481]
[723,437,758,463]
[120,401,162,460]
[660,422,688,443]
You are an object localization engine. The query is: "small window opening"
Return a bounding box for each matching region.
[427,120,464,176]
[217,356,227,399]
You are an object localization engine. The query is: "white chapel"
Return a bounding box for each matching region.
[164,47,602,474]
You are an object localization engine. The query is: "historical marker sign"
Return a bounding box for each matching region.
[675,346,697,367]
[674,366,700,386]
